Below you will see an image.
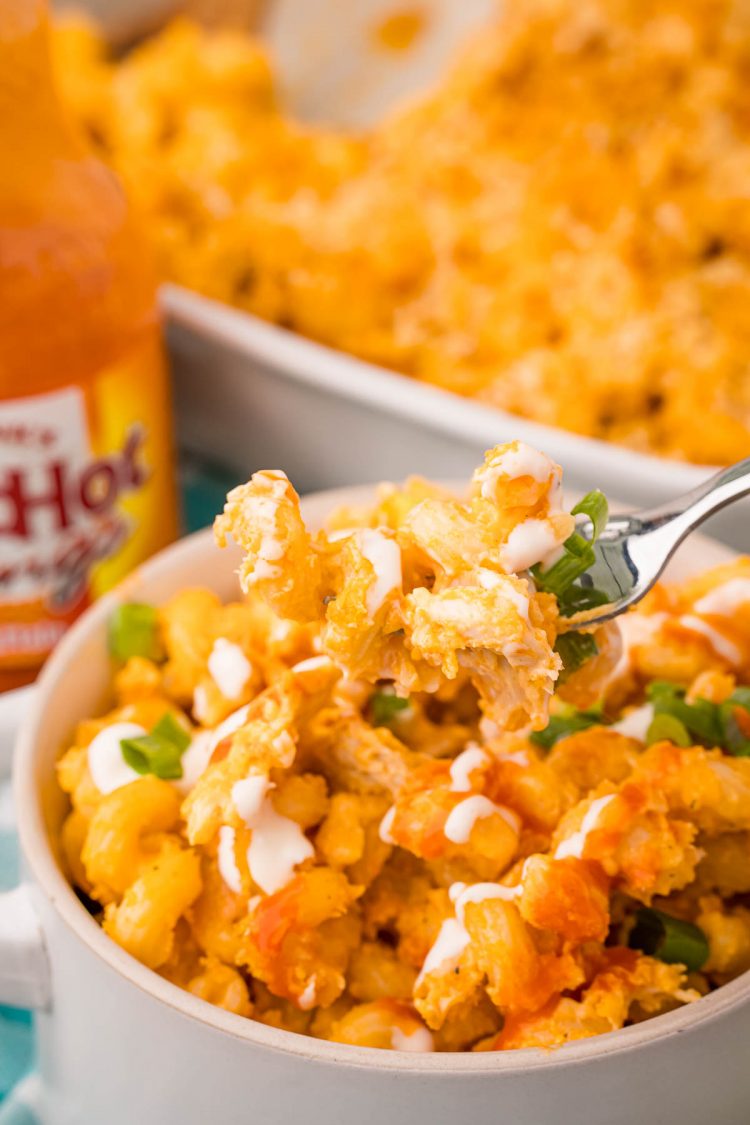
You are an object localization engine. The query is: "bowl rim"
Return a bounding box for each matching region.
[14,484,750,1075]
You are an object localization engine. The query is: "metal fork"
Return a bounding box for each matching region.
[567,458,750,628]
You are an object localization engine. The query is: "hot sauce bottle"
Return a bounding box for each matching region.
[0,0,178,691]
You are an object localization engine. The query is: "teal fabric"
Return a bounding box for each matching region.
[0,781,38,1122]
[0,466,235,1122]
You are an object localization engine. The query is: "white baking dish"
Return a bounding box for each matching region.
[165,285,748,549]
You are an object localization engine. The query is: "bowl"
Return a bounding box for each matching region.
[3,484,750,1125]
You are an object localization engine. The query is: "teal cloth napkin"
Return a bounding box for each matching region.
[0,459,238,1122]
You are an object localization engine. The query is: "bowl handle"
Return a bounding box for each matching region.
[0,885,50,1009]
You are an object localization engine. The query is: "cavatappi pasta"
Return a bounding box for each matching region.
[52,0,750,465]
[58,444,750,1052]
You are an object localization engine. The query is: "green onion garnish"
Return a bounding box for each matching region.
[646,713,691,747]
[370,689,410,726]
[530,706,605,751]
[628,907,709,972]
[532,490,610,619]
[108,603,164,664]
[120,711,190,780]
[570,490,609,539]
[554,631,599,683]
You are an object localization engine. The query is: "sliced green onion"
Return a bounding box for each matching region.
[532,533,596,598]
[108,603,164,664]
[370,689,410,726]
[554,632,598,683]
[570,490,609,540]
[530,708,604,752]
[150,712,191,753]
[120,710,189,780]
[646,681,722,745]
[531,490,610,619]
[628,907,709,972]
[718,698,750,757]
[555,584,610,616]
[646,713,691,748]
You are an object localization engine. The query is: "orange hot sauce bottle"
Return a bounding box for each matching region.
[0,0,178,692]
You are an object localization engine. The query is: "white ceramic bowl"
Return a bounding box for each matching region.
[3,485,750,1125]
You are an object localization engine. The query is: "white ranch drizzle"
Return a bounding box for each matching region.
[298,976,318,1010]
[244,471,290,584]
[449,745,490,792]
[554,794,617,860]
[694,579,750,617]
[443,796,521,845]
[478,443,554,499]
[378,805,397,844]
[679,615,742,666]
[611,703,654,741]
[217,826,243,894]
[291,655,334,673]
[176,704,253,796]
[416,880,521,987]
[87,722,145,794]
[499,518,564,573]
[359,529,402,616]
[207,638,252,700]
[231,774,314,894]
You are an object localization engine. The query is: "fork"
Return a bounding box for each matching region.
[567,458,750,628]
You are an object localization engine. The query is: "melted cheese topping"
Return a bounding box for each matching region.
[443,795,520,844]
[359,529,402,616]
[87,722,145,794]
[449,744,490,792]
[554,794,617,860]
[207,638,252,699]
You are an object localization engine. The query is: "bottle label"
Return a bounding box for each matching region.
[0,340,176,672]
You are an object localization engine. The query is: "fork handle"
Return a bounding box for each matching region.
[635,457,750,546]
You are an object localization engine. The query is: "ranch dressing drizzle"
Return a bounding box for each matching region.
[217,826,243,894]
[478,443,554,500]
[359,529,402,616]
[612,703,654,741]
[378,805,397,844]
[443,795,520,844]
[176,704,253,796]
[678,615,742,666]
[449,745,490,792]
[499,518,565,573]
[297,976,318,1010]
[208,638,252,700]
[291,655,334,674]
[417,880,521,986]
[694,579,750,617]
[231,775,314,894]
[87,722,146,794]
[554,794,617,860]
